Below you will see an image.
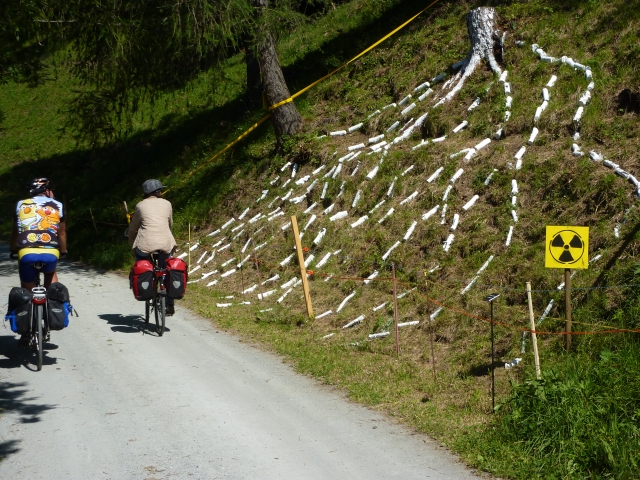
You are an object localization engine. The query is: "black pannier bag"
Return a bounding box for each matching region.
[165,257,188,299]
[130,259,155,301]
[47,282,72,330]
[5,287,32,334]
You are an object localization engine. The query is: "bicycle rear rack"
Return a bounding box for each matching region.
[32,286,47,305]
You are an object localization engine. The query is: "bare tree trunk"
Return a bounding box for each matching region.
[251,0,303,143]
[257,32,303,139]
[435,7,503,107]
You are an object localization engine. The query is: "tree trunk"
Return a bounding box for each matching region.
[465,7,502,74]
[251,0,303,143]
[435,7,503,106]
[257,32,303,140]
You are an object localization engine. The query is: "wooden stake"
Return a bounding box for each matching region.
[89,208,98,236]
[290,216,313,318]
[526,282,542,380]
[254,251,264,300]
[565,268,572,351]
[425,279,436,381]
[392,263,399,357]
[123,201,131,225]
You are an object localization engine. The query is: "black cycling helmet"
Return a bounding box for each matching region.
[28,178,52,196]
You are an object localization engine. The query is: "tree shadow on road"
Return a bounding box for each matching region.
[0,440,20,461]
[97,313,171,335]
[0,335,58,371]
[0,380,57,460]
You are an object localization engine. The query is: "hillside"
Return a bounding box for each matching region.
[2,0,640,478]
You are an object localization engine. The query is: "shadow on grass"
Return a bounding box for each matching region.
[592,221,640,289]
[0,0,458,270]
[465,361,505,378]
[0,94,274,269]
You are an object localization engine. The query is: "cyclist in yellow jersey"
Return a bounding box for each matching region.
[10,178,68,290]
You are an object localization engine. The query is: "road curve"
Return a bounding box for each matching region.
[0,245,481,479]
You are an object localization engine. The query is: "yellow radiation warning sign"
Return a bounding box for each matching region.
[545,226,589,269]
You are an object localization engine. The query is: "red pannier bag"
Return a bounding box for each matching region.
[129,259,155,301]
[165,257,188,299]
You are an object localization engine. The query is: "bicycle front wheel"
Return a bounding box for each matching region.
[155,295,166,336]
[35,305,43,371]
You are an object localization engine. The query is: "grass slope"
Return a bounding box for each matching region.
[2,0,640,477]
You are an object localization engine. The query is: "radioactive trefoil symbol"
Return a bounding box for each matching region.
[549,230,585,264]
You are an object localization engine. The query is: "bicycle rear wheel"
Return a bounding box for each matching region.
[155,295,166,336]
[35,305,43,371]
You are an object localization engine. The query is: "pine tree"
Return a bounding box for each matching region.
[24,0,327,145]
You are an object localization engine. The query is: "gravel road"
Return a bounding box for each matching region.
[0,245,481,479]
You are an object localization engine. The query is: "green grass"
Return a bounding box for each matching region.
[461,340,640,479]
[2,0,640,477]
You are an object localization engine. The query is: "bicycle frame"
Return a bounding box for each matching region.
[148,253,168,296]
[144,253,167,336]
[30,265,49,371]
[153,267,167,294]
[8,253,51,370]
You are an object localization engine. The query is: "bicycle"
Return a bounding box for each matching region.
[9,253,49,371]
[144,251,167,336]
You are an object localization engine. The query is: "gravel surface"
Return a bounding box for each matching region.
[0,245,481,479]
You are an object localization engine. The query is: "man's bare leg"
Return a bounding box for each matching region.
[44,271,58,289]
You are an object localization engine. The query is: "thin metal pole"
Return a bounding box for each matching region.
[565,268,572,351]
[491,301,495,413]
[89,208,99,236]
[426,280,436,381]
[392,263,399,357]
[254,251,264,300]
[240,264,245,296]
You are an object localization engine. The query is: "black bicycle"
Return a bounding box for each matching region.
[144,252,167,336]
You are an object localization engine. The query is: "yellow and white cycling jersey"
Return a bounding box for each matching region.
[15,196,65,250]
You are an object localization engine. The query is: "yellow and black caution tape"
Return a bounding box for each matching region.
[268,0,442,111]
[164,0,442,194]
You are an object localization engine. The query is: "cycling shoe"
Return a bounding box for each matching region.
[18,335,30,349]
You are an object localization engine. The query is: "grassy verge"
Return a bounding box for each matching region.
[464,339,640,479]
[185,280,640,478]
[183,289,500,447]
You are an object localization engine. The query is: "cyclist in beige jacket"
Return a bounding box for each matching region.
[128,179,178,315]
